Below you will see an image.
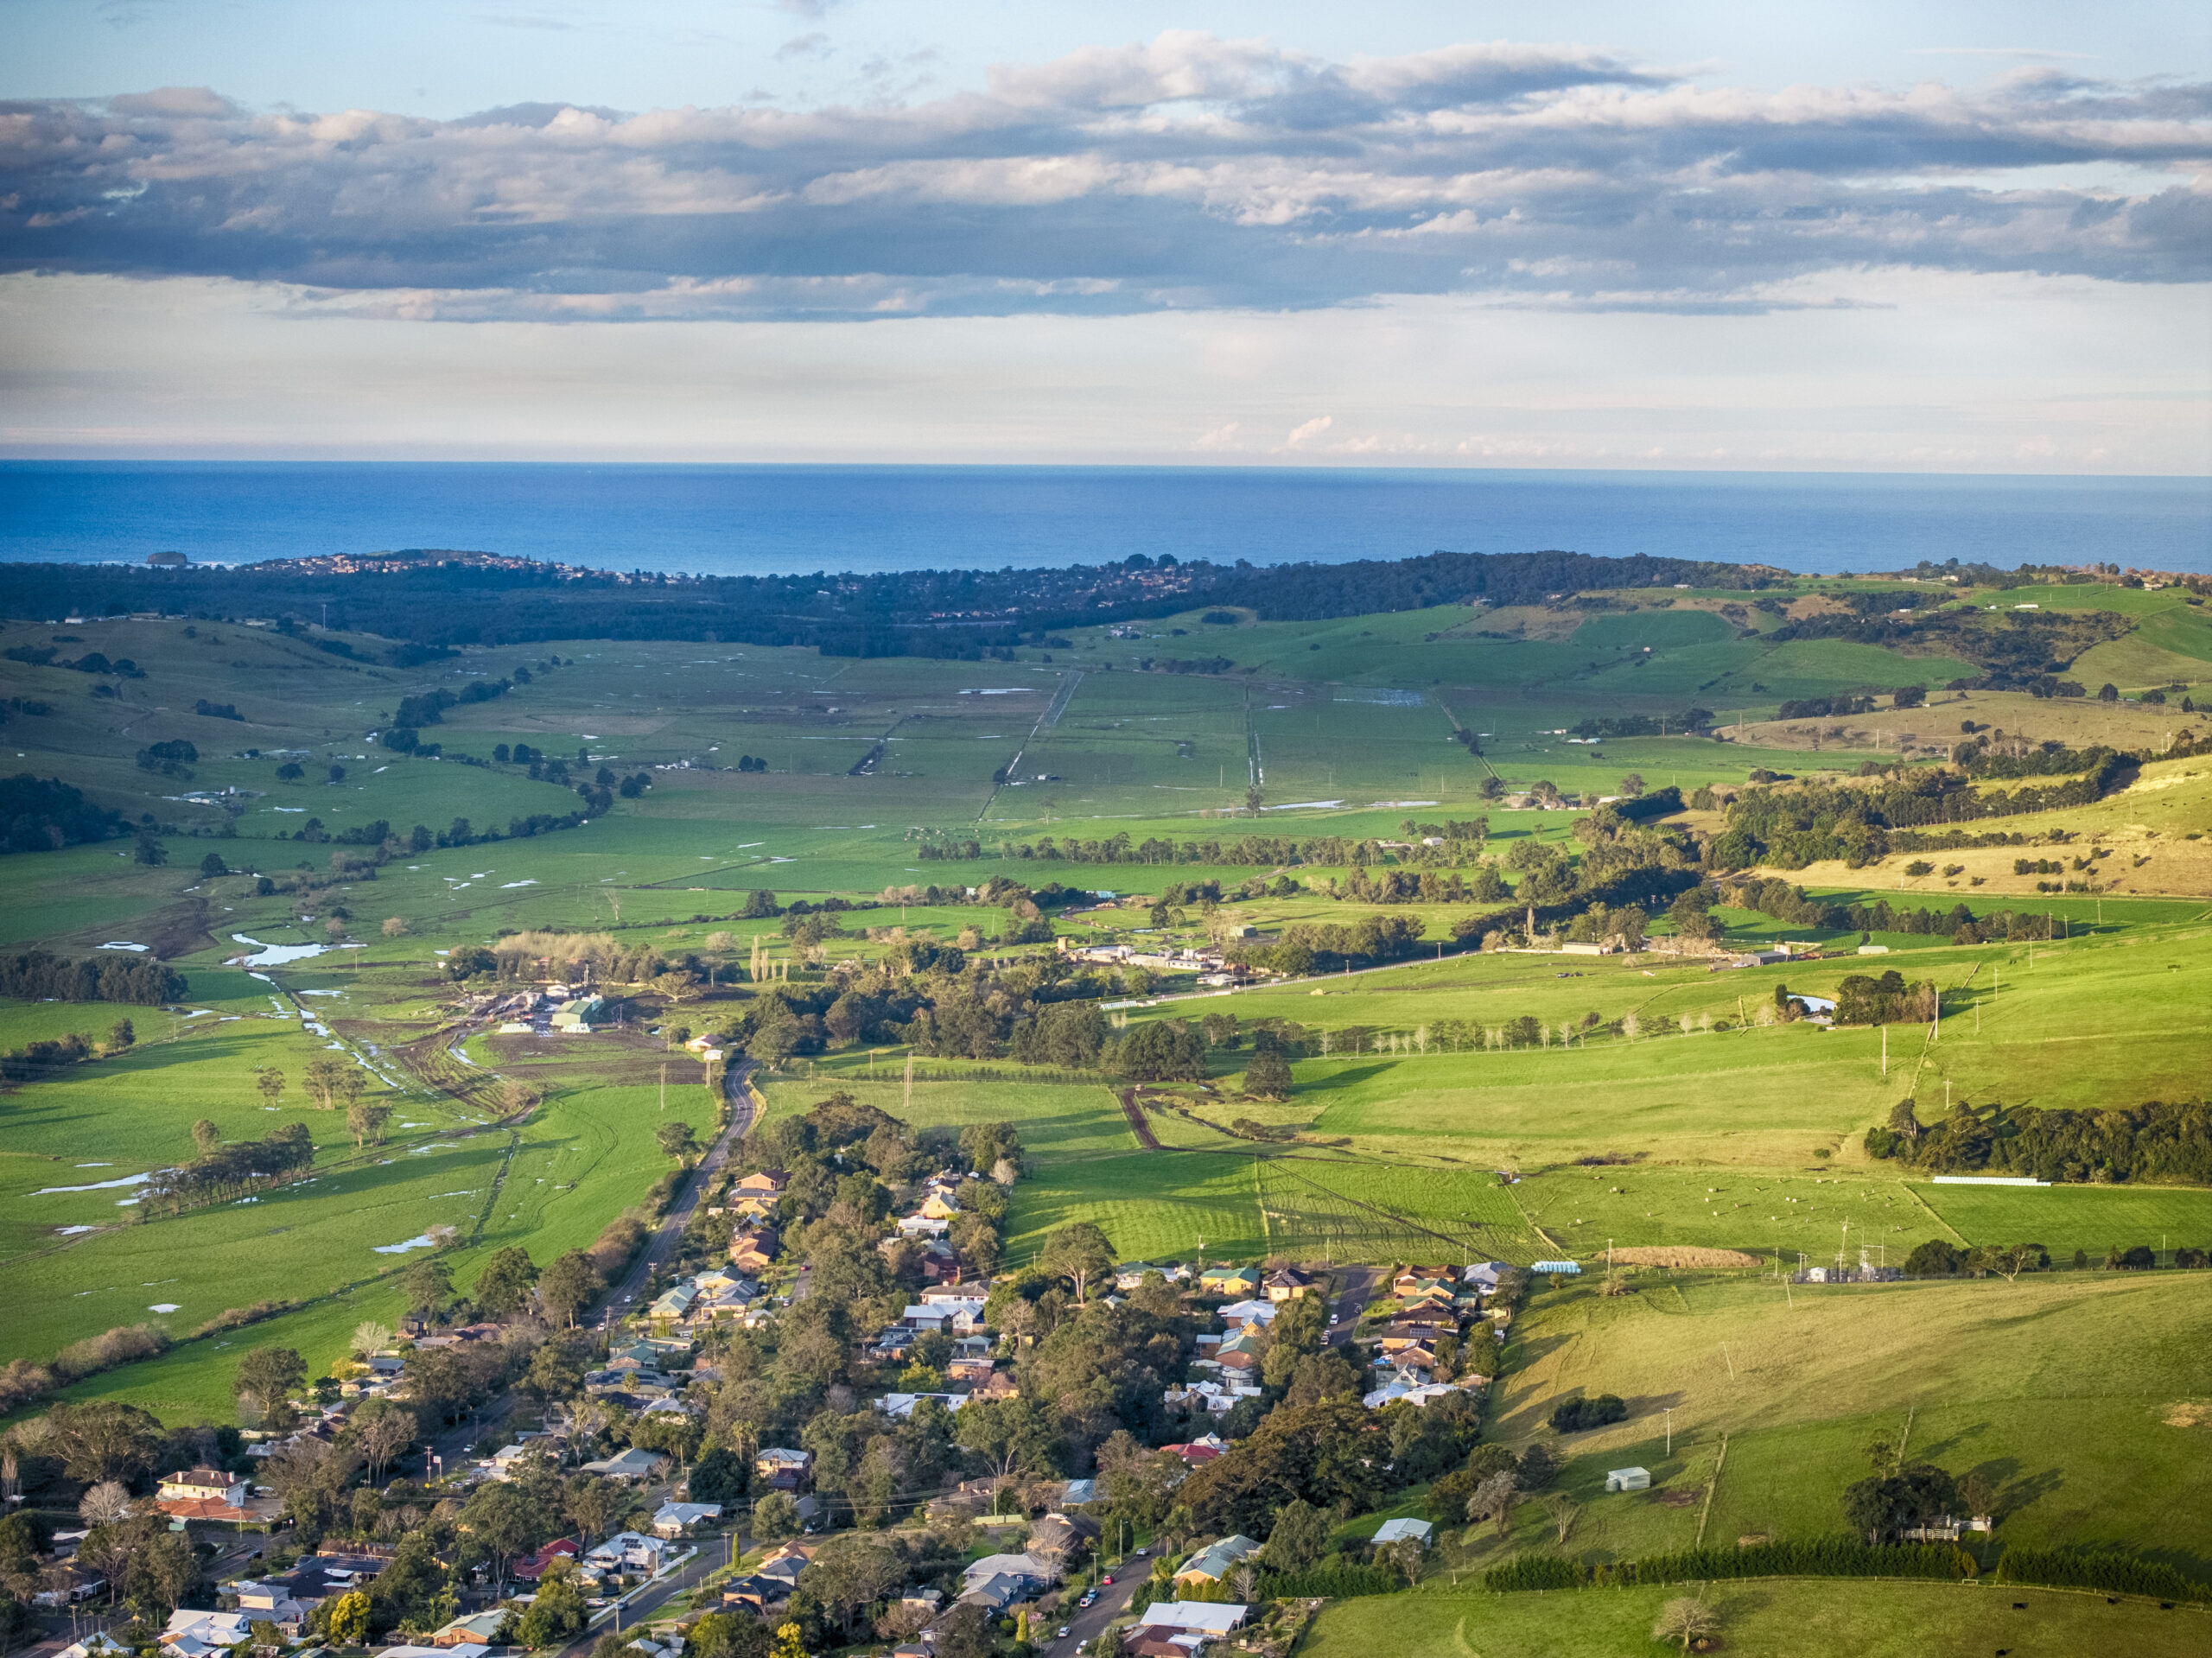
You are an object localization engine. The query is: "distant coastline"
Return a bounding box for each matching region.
[2,461,2207,579]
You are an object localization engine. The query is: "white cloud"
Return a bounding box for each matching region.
[0,33,2202,321]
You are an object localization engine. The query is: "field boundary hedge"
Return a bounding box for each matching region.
[1994,1547,2210,1603]
[1481,1539,2211,1604]
[1484,1538,1974,1592]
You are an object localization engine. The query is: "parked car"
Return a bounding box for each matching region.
[1101,1573,1113,1585]
[1056,1628,1070,1642]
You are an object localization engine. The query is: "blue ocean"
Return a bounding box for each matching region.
[1,462,2206,576]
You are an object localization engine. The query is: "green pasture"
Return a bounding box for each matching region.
[1476,1271,2212,1573]
[1300,1581,2212,1658]
[3,583,2204,1426]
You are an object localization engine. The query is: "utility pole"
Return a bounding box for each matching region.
[1664,1407,1674,1455]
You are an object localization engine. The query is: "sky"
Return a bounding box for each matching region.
[1,0,2208,472]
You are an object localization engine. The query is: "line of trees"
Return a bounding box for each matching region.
[141,1121,315,1217]
[1866,1096,2212,1185]
[1485,1536,1976,1592]
[0,950,186,1004]
[1721,878,2058,943]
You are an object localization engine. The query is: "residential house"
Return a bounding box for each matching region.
[1028,1512,1102,1564]
[160,1468,245,1504]
[648,1282,701,1324]
[1370,1518,1433,1548]
[1197,1266,1259,1298]
[960,1553,1055,1597]
[426,1613,511,1648]
[587,1532,677,1576]
[1113,1261,1190,1292]
[727,1227,779,1274]
[1166,1379,1262,1417]
[1136,1603,1249,1638]
[1362,1379,1477,1410]
[1462,1261,1513,1293]
[580,1447,670,1482]
[755,1447,812,1491]
[971,1369,1020,1402]
[918,1191,961,1221]
[509,1539,581,1583]
[896,1213,950,1239]
[1393,1267,1458,1296]
[945,1356,995,1384]
[161,1610,254,1658]
[1173,1535,1260,1590]
[651,1502,721,1537]
[58,1636,132,1658]
[1262,1267,1319,1303]
[1216,1299,1277,1328]
[1160,1437,1226,1466]
[875,1392,968,1420]
[868,1326,919,1363]
[226,1580,314,1636]
[1212,1325,1264,1374]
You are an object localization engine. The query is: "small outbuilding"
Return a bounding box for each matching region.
[1605,1466,1651,1492]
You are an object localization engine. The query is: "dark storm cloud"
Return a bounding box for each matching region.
[0,33,2204,319]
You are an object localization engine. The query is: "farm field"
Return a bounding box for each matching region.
[0,571,2205,1433]
[1298,1581,2212,1658]
[1478,1282,2212,1565]
[1470,1271,2212,1571]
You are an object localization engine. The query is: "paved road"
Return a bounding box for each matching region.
[550,1534,743,1658]
[1326,1264,1382,1346]
[601,1060,757,1319]
[1051,1559,1142,1652]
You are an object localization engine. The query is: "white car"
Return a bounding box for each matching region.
[1055,1628,1071,1642]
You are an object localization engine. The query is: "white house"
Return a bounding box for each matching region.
[874,1391,968,1420]
[161,1610,254,1658]
[652,1502,721,1537]
[1370,1518,1433,1548]
[587,1532,677,1575]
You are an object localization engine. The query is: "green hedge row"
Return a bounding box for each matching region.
[1485,1540,2210,1604]
[1994,1547,2209,1603]
[1256,1566,1400,1600]
[1485,1538,1974,1593]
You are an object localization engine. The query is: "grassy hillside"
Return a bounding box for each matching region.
[1300,1581,2212,1658]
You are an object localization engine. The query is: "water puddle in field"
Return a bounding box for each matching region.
[148,1303,181,1313]
[500,880,537,888]
[232,934,327,968]
[99,942,149,951]
[373,1235,437,1255]
[56,1225,97,1236]
[34,1173,152,1194]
